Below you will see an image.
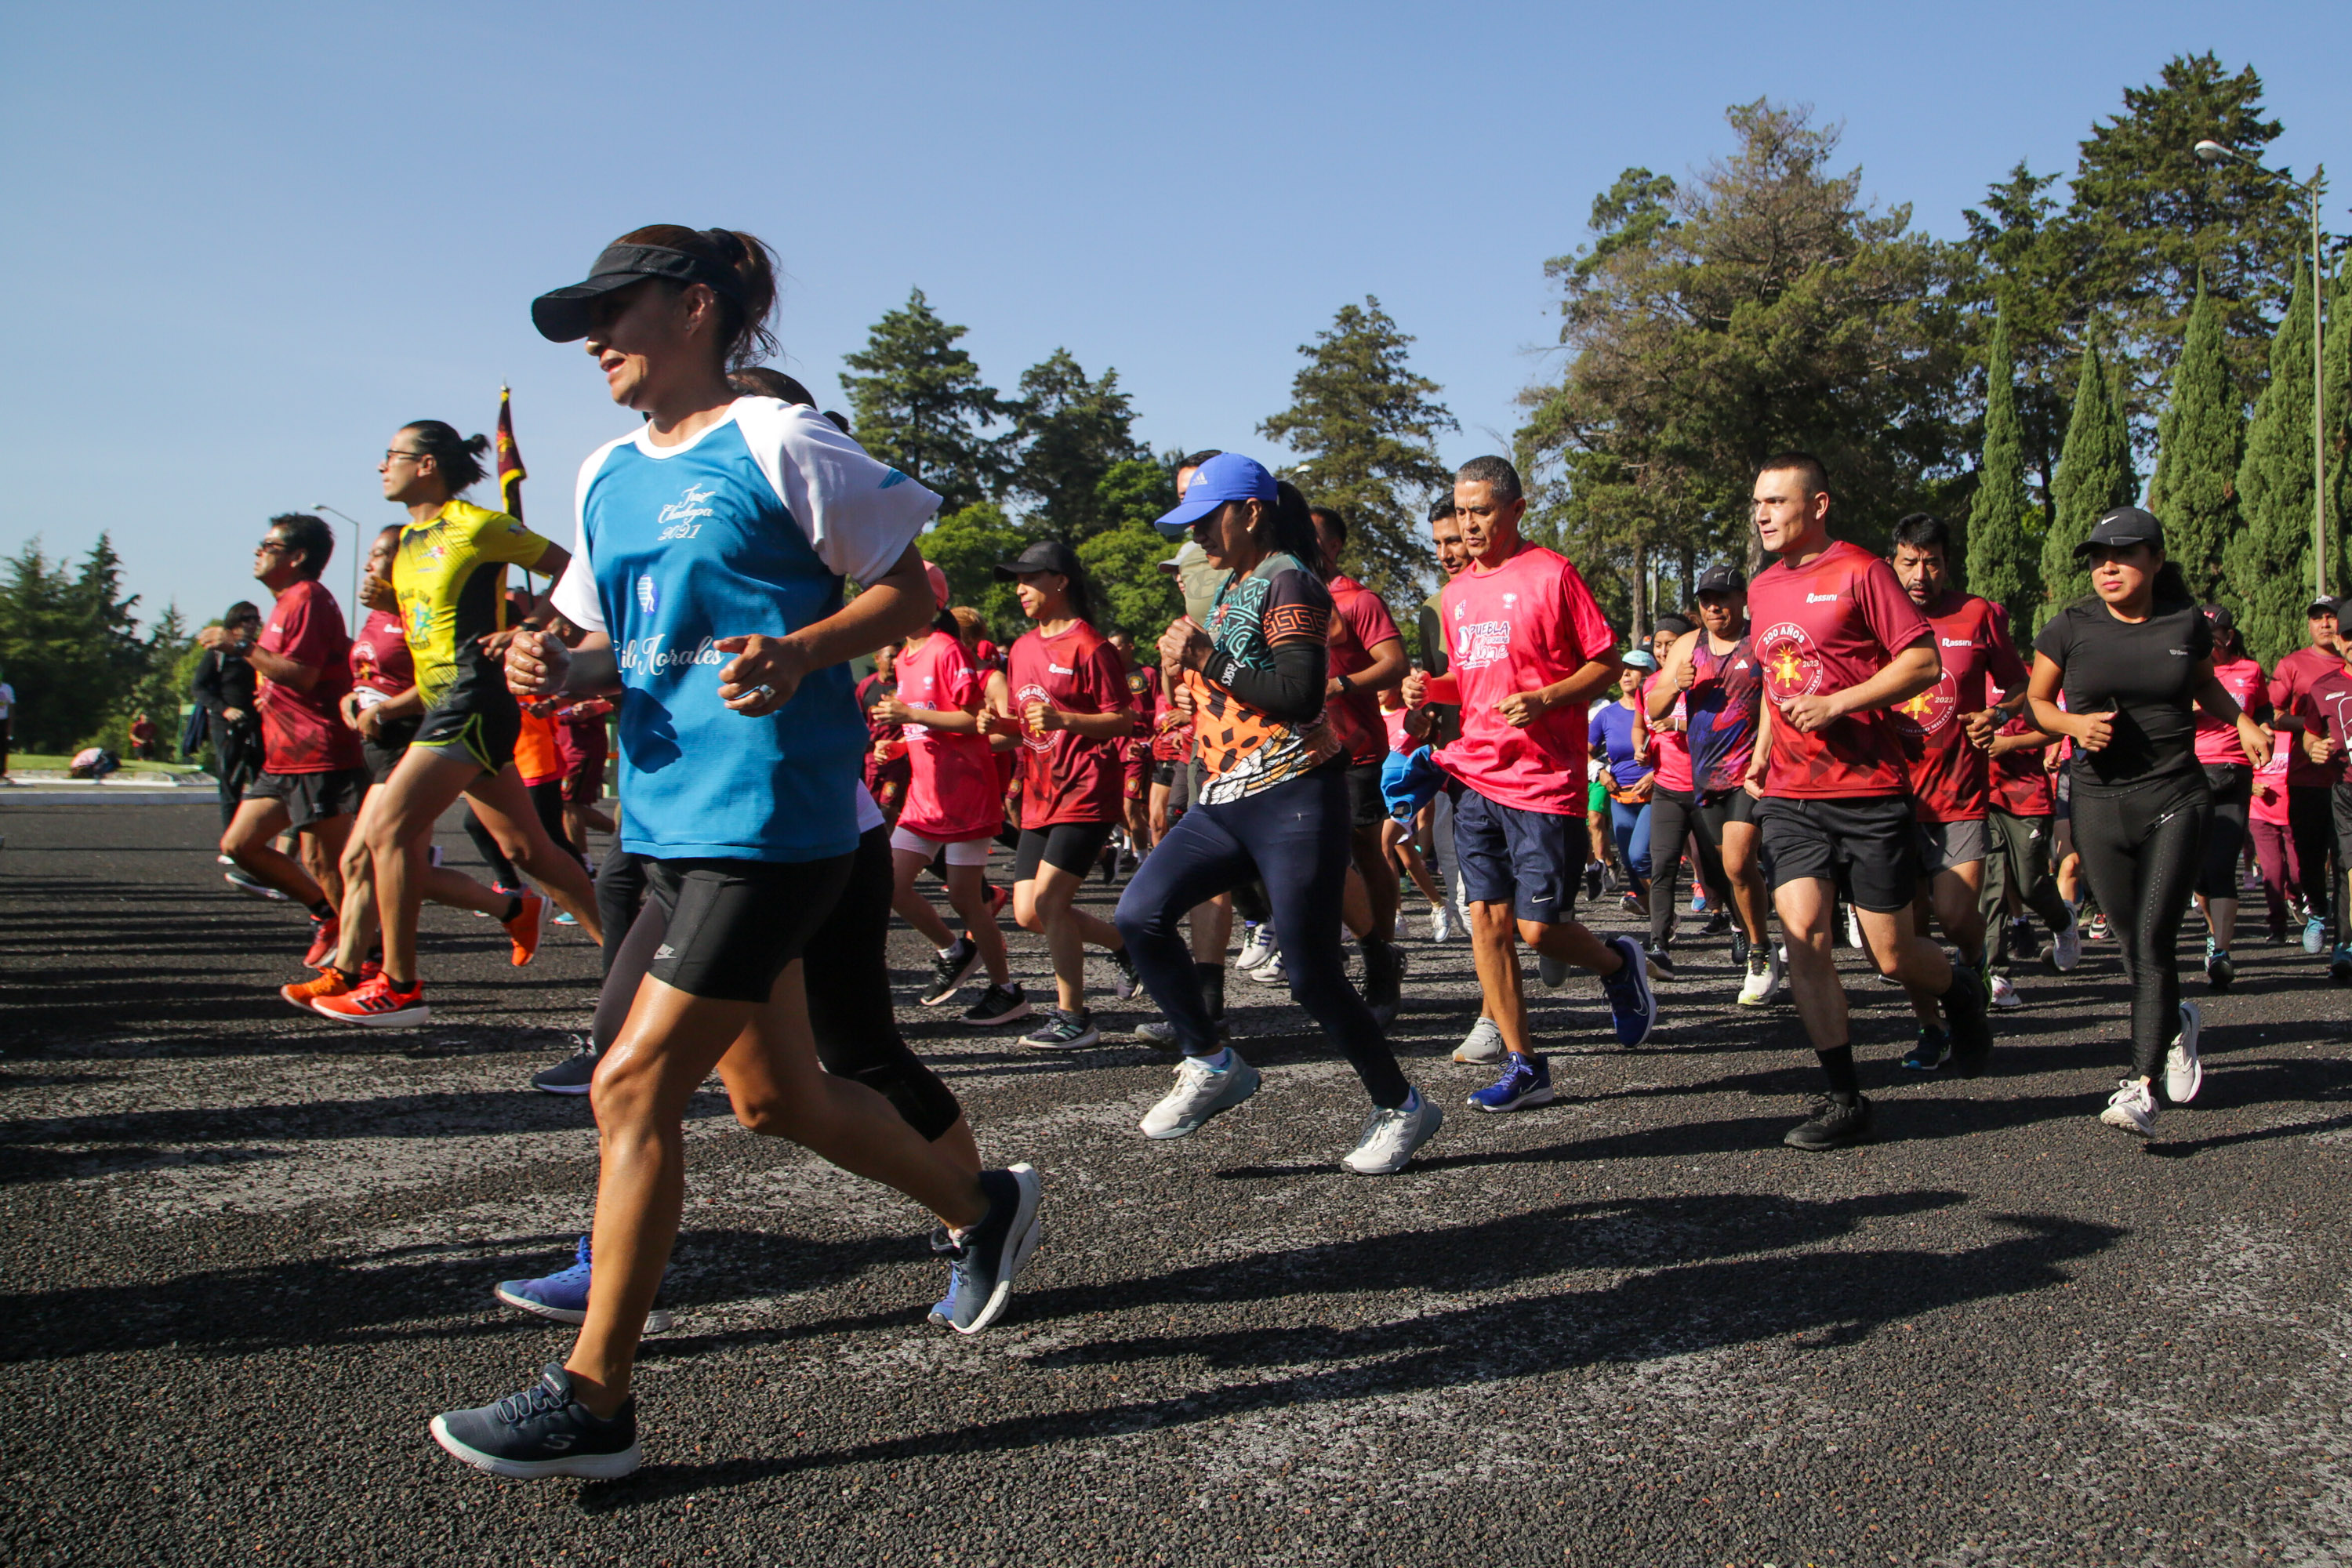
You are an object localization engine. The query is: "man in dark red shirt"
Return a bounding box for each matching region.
[1742,456,1994,1150]
[2267,596,2345,953]
[198,513,368,965]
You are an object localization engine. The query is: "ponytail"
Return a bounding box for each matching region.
[612,224,779,371]
[1269,481,1330,579]
[401,421,492,493]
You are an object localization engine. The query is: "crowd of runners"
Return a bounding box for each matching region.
[178,225,2352,1482]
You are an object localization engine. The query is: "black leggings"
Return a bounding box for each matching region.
[2288,785,2337,922]
[1646,787,1729,947]
[2197,764,2251,902]
[464,804,523,891]
[591,826,964,1141]
[2071,774,2211,1081]
[1114,761,1410,1109]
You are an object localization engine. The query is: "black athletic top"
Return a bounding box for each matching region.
[2034,599,2213,792]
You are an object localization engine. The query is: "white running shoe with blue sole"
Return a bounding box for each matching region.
[1140,1051,1261,1138]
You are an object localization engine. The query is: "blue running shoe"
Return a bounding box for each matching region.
[1599,933,1658,1048]
[1468,1052,1555,1112]
[934,1166,1042,1335]
[495,1236,673,1334]
[930,1161,1043,1327]
[2304,915,2329,955]
[430,1363,640,1479]
[1899,1026,1950,1073]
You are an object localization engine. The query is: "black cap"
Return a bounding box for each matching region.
[2308,593,2340,617]
[2073,506,2165,559]
[993,539,1083,582]
[1694,564,1747,597]
[2201,604,2235,634]
[532,242,747,343]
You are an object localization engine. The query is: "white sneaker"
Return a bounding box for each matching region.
[2099,1078,2156,1137]
[1846,909,1864,950]
[1737,943,1784,1007]
[1246,949,1287,985]
[1341,1091,1443,1174]
[1452,1018,1506,1064]
[1988,973,2021,1009]
[2049,913,2082,972]
[1237,925,1276,971]
[1139,1051,1261,1139]
[2165,1002,2203,1105]
[1428,901,1457,943]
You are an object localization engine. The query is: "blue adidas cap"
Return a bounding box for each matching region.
[1154,452,1277,539]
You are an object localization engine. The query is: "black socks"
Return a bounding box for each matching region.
[1817,1044,1860,1104]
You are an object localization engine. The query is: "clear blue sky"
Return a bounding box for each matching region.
[3,0,2347,630]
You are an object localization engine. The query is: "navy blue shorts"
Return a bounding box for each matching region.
[1454,786,1585,924]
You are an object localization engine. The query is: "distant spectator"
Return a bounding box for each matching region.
[0,665,15,783]
[128,712,162,761]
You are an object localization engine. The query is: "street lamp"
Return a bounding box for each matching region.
[2194,138,2330,599]
[312,503,387,626]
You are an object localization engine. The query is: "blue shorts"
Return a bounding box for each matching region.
[1454,786,1585,924]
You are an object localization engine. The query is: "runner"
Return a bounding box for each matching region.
[1402,456,1657,1112]
[1590,652,1657,909]
[993,539,1139,1048]
[1108,631,1157,869]
[869,566,1029,1025]
[2249,731,2300,945]
[1646,564,1780,1004]
[310,420,602,1025]
[200,514,368,964]
[2191,604,2270,989]
[1740,455,1993,1149]
[2289,603,2352,981]
[2267,595,2345,953]
[1115,454,1440,1172]
[1979,707,2082,1005]
[2029,509,2270,1134]
[1880,515,2031,1070]
[554,694,617,855]
[191,601,263,837]
[432,223,1039,1479]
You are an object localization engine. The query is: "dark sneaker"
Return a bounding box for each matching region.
[1109,945,1141,1000]
[1537,952,1570,989]
[1730,930,1750,968]
[1363,938,1404,1014]
[934,1167,1043,1334]
[430,1363,640,1479]
[531,1049,598,1095]
[922,937,983,1007]
[495,1236,673,1333]
[963,982,1032,1026]
[1019,1008,1099,1050]
[1641,942,1677,979]
[1784,1095,1873,1150]
[1468,1052,1555,1112]
[1899,1026,1951,1074]
[1584,863,1603,901]
[2332,943,2352,985]
[1700,909,1732,938]
[1940,964,1993,1075]
[2204,938,2234,993]
[1599,934,1658,1047]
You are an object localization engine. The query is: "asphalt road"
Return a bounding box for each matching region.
[2,794,2349,1566]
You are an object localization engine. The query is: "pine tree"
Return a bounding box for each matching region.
[1074,459,1184,643]
[1259,296,1457,597]
[2040,340,2139,622]
[840,288,1004,510]
[1965,310,2041,632]
[2143,281,2241,604]
[1004,350,1145,542]
[2226,262,2321,666]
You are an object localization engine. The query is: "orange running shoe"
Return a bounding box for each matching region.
[311,973,430,1028]
[280,967,354,1016]
[303,916,341,971]
[503,893,548,967]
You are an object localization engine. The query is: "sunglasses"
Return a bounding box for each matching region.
[255,539,289,554]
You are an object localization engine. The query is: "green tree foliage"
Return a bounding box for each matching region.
[1965,309,2042,630]
[841,288,1004,510]
[919,503,1025,638]
[0,534,191,753]
[1005,350,1146,543]
[2227,263,2323,665]
[2143,281,2241,602]
[2040,341,2139,619]
[1258,296,1457,598]
[2328,262,2352,593]
[1518,100,1969,633]
[1074,459,1182,644]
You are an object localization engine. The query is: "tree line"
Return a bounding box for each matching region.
[0,536,194,758]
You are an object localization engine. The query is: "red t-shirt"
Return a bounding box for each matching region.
[2270,644,2347,786]
[1644,675,1693,793]
[256,579,362,775]
[895,630,1002,842]
[2194,654,2270,767]
[1889,593,2027,822]
[1325,574,1403,766]
[1748,540,1933,799]
[1988,713,2054,818]
[1432,543,1617,815]
[2299,661,2352,757]
[349,608,414,700]
[1009,622,1131,829]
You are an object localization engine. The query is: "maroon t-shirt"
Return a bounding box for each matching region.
[1324,573,1402,766]
[2270,644,2346,786]
[2299,661,2352,757]
[257,579,362,775]
[349,608,414,699]
[1748,539,1933,799]
[1988,713,2055,818]
[1891,593,2027,822]
[1008,621,1131,828]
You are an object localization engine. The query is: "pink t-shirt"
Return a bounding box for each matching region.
[894,630,1003,842]
[2252,742,2292,826]
[1432,543,1617,815]
[1747,540,1933,798]
[1645,675,1693,793]
[2194,655,2270,766]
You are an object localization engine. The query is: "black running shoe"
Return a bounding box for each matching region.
[1730,930,1750,968]
[1700,909,1731,938]
[922,937,983,1007]
[1641,942,1677,979]
[531,1045,599,1096]
[1363,938,1403,1014]
[1940,964,1993,1075]
[1109,946,1141,1000]
[1899,1026,1950,1073]
[963,982,1032,1025]
[1584,863,1604,902]
[935,1167,1042,1334]
[430,1363,640,1479]
[1784,1095,1873,1151]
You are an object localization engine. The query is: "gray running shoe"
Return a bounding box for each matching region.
[1452,1017,1506,1064]
[1139,1051,1261,1138]
[1341,1091,1443,1174]
[2164,1002,2202,1104]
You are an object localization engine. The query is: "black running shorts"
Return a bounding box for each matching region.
[412,694,521,777]
[1755,794,1918,913]
[361,717,419,786]
[642,854,855,1004]
[2332,782,2352,869]
[1012,821,1114,883]
[246,766,368,829]
[1345,760,1385,830]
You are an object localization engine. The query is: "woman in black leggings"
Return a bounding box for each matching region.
[1115,454,1439,1175]
[2028,509,2271,1137]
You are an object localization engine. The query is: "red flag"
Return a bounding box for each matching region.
[496,385,527,523]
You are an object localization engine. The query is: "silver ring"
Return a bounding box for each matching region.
[750,683,777,701]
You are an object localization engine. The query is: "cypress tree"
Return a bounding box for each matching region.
[2040,339,2138,622]
[2226,262,2320,666]
[1965,309,2041,633]
[2143,281,2241,604]
[2328,262,2351,595]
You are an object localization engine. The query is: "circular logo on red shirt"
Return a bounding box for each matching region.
[1755,622,1823,699]
[1014,681,1054,752]
[1889,670,1959,736]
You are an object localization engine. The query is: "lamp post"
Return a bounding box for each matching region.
[2194,138,2329,599]
[312,503,383,627]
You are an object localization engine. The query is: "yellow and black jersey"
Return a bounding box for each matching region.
[392,498,554,712]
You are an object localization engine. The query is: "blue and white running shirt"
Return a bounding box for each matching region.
[550,397,939,862]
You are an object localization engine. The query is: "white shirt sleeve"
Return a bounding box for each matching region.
[735,398,942,584]
[550,439,630,636]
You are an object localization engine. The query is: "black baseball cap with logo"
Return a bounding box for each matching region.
[532,239,750,343]
[2073,506,2166,558]
[993,539,1083,582]
[1695,564,1747,597]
